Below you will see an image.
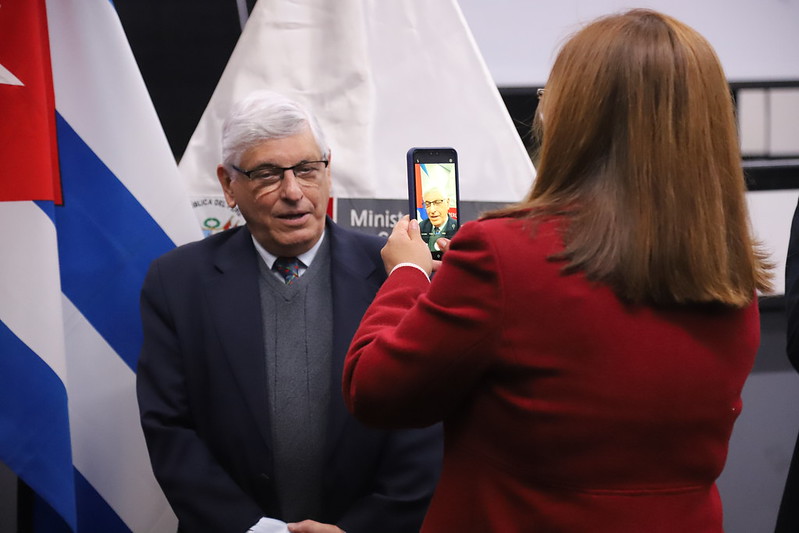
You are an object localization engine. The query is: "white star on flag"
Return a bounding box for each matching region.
[0,63,23,86]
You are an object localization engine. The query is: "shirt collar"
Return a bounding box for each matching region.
[251,229,326,270]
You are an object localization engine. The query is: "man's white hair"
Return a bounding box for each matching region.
[220,90,329,168]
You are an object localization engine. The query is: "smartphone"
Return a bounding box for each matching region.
[406,147,460,260]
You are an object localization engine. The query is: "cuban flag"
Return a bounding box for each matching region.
[0,0,200,531]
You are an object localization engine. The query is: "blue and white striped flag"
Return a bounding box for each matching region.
[0,0,200,530]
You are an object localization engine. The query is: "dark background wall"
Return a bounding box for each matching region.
[113,0,255,160]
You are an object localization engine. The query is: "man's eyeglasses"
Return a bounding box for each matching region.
[424,199,446,209]
[231,160,329,192]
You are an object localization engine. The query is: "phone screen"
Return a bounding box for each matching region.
[407,148,459,259]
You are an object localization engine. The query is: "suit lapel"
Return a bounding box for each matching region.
[326,221,385,454]
[205,227,273,451]
[202,223,384,457]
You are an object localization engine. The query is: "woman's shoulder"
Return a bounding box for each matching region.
[461,215,564,245]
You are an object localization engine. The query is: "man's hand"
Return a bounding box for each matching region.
[286,520,344,533]
[381,215,434,275]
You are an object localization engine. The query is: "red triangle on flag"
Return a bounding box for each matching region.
[0,0,62,203]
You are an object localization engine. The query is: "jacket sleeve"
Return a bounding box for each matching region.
[343,221,502,428]
[786,198,799,373]
[336,424,443,533]
[136,258,266,533]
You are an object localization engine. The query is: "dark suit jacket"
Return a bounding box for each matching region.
[137,219,442,533]
[776,199,799,532]
[419,216,457,251]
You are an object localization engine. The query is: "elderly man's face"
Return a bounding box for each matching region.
[217,127,330,257]
[423,189,449,227]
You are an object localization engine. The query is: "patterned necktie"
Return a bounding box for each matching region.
[273,256,302,285]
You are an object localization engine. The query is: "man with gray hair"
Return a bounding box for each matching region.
[419,185,457,253]
[137,90,442,533]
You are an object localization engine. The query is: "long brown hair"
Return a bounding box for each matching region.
[486,9,772,307]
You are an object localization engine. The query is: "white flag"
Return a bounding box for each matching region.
[178,0,535,237]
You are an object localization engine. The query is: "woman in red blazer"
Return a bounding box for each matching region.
[343,9,773,533]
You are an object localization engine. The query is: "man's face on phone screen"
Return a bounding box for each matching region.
[423,188,449,228]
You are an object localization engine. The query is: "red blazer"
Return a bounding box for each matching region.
[343,216,759,533]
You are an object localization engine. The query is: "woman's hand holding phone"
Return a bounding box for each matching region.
[431,238,450,272]
[381,216,434,276]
